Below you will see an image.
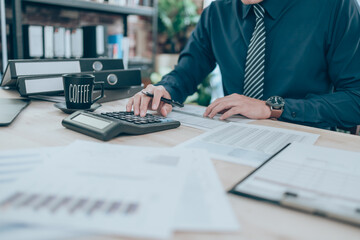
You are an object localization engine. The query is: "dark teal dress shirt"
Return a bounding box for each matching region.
[158,0,360,128]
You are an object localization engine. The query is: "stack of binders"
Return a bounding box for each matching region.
[23,25,107,59]
[0,58,143,101]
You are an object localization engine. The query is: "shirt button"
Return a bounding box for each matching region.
[291,112,297,118]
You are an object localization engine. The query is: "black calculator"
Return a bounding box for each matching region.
[62,111,180,141]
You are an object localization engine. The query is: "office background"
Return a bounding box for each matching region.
[0,0,360,128]
[0,1,360,239]
[0,0,204,95]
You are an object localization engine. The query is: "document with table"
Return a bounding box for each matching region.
[229,142,360,226]
[168,104,253,131]
[0,141,239,239]
[178,122,319,167]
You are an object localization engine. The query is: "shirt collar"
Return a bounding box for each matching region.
[240,0,291,20]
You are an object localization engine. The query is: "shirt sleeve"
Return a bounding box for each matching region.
[280,0,360,128]
[156,4,217,103]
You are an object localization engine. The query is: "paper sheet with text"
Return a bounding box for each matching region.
[177,123,319,167]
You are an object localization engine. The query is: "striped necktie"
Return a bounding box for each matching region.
[243,4,266,100]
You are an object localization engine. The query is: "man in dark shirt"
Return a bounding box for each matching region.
[127,0,360,129]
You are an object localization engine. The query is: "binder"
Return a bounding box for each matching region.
[229,143,360,227]
[1,58,124,87]
[54,27,65,58]
[122,37,130,69]
[83,26,107,58]
[71,28,83,58]
[43,26,54,58]
[17,69,141,96]
[64,28,71,59]
[23,25,44,58]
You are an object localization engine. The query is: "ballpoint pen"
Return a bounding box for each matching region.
[142,91,184,108]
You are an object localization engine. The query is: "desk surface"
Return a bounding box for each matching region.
[1,88,360,240]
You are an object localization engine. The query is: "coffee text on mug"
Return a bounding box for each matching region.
[69,84,90,104]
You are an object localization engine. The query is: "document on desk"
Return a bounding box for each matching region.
[171,150,239,232]
[0,142,192,239]
[0,223,83,240]
[0,141,239,237]
[168,104,253,131]
[66,141,239,232]
[178,123,319,167]
[230,142,360,226]
[0,147,83,240]
[0,147,62,190]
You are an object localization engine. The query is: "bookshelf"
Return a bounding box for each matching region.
[6,0,158,76]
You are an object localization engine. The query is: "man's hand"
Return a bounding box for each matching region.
[203,94,271,120]
[126,84,172,117]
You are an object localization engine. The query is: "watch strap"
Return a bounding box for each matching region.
[270,107,283,119]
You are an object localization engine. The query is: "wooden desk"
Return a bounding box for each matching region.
[1,88,360,240]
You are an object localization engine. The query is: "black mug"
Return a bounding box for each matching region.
[63,74,104,109]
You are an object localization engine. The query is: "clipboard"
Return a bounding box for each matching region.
[229,143,360,227]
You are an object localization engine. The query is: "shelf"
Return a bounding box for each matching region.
[129,57,153,66]
[22,0,156,17]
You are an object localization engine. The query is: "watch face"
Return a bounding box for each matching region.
[267,96,285,108]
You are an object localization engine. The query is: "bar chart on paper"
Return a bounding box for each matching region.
[0,143,187,239]
[0,192,140,216]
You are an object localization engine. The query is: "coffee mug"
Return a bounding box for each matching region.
[63,74,104,109]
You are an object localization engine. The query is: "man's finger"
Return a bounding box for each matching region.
[204,101,219,117]
[139,95,152,117]
[208,100,233,118]
[152,87,165,110]
[126,98,134,112]
[133,94,141,115]
[219,107,240,120]
[157,102,172,117]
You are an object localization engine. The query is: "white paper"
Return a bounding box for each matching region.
[178,123,319,167]
[173,150,239,232]
[234,142,360,211]
[168,110,226,130]
[0,147,62,190]
[0,223,82,240]
[0,142,191,239]
[65,142,240,232]
[0,142,240,237]
[0,147,82,240]
[76,142,240,232]
[169,104,253,131]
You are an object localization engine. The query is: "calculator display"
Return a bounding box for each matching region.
[72,114,111,129]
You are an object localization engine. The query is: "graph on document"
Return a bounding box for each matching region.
[0,192,139,216]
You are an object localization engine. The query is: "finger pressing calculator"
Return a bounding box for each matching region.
[62,111,181,141]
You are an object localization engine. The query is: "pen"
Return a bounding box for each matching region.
[142,91,184,108]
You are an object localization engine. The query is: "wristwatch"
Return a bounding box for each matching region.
[266,96,285,119]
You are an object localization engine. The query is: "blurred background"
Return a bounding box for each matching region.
[0,0,219,106]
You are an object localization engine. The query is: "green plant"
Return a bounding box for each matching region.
[158,0,200,53]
